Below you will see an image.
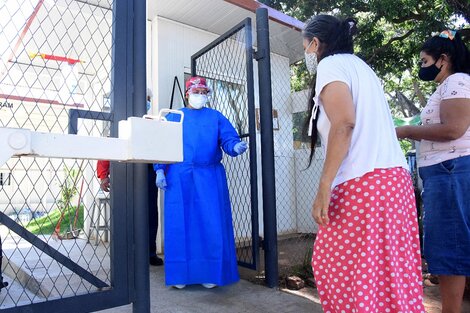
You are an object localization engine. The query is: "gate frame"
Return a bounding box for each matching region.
[1,0,149,312]
[190,18,260,271]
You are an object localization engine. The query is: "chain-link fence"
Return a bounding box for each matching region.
[269,51,323,280]
[191,19,259,270]
[0,0,115,308]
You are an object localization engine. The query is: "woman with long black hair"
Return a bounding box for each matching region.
[303,14,425,312]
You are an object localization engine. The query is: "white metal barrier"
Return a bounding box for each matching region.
[0,109,183,167]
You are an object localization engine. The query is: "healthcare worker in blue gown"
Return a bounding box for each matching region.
[154,76,248,289]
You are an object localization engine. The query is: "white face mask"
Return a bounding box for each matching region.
[304,40,318,75]
[188,94,207,109]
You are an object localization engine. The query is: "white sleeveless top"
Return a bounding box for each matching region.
[418,73,470,167]
[310,54,408,189]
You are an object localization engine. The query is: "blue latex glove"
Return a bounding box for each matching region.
[233,141,248,155]
[155,169,167,190]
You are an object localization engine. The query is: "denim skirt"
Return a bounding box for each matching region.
[419,155,470,275]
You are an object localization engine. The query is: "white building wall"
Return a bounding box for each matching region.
[269,53,297,235]
[291,90,323,234]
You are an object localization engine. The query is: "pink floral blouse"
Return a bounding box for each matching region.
[418,73,470,167]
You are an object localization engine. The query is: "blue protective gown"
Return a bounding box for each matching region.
[154,107,241,286]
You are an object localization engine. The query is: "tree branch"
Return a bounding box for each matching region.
[367,29,415,63]
[391,13,426,23]
[393,93,407,117]
[445,0,470,23]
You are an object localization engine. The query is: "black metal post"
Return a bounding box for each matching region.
[110,0,133,305]
[255,8,278,288]
[132,1,150,312]
[244,18,260,270]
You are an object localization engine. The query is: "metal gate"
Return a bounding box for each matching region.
[191,18,260,270]
[0,0,147,311]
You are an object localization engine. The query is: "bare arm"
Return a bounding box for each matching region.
[312,81,355,226]
[396,98,470,141]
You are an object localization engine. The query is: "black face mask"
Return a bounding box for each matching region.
[418,59,442,81]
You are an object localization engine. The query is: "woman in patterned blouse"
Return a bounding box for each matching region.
[396,30,470,313]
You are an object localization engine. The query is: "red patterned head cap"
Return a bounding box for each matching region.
[185,76,211,95]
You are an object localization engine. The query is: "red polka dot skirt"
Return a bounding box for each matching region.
[312,167,425,313]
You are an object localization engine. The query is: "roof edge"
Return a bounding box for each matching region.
[224,0,304,32]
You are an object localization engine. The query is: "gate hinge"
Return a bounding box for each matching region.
[253,49,266,61]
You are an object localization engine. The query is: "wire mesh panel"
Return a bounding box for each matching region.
[269,54,324,278]
[0,0,120,309]
[191,19,259,269]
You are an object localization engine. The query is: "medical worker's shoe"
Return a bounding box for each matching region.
[172,285,186,289]
[149,256,163,266]
[202,283,217,289]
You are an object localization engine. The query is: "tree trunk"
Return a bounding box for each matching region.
[412,81,427,108]
[396,91,421,117]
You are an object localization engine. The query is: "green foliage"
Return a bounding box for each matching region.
[393,115,421,126]
[58,165,80,212]
[25,205,84,235]
[27,164,85,235]
[399,139,413,155]
[292,111,309,141]
[261,0,469,117]
[290,60,312,92]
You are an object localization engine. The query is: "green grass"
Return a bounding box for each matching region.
[26,205,84,235]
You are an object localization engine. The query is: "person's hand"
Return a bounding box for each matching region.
[234,141,248,155]
[396,126,410,140]
[155,169,167,190]
[312,183,331,227]
[100,177,110,192]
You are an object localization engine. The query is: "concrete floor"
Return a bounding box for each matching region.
[1,231,321,313]
[96,265,470,313]
[96,265,322,313]
[2,231,469,312]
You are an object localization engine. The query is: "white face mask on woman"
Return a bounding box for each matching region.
[304,40,318,75]
[188,94,207,109]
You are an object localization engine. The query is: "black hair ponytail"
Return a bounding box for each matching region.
[453,31,470,74]
[303,77,318,168]
[421,30,470,75]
